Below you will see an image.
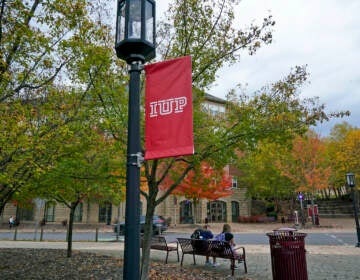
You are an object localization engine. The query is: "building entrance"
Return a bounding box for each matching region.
[207,201,227,223]
[180,200,193,224]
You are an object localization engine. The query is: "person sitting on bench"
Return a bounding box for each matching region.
[191,224,214,265]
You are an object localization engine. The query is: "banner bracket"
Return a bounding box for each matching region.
[129,152,144,167]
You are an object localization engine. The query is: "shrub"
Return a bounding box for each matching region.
[266,202,275,213]
[267,211,278,221]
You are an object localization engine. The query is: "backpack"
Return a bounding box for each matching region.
[191,229,202,239]
[191,229,208,252]
[214,233,225,241]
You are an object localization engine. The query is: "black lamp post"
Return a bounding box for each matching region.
[346,173,360,247]
[115,0,156,279]
[298,192,305,227]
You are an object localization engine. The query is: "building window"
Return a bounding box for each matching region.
[231,201,240,222]
[180,200,193,224]
[44,202,55,222]
[232,177,238,188]
[16,205,34,221]
[98,202,112,225]
[201,103,225,117]
[74,203,83,222]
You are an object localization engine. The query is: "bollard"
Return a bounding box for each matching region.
[40,227,44,241]
[13,228,17,241]
[116,223,120,241]
[95,228,99,242]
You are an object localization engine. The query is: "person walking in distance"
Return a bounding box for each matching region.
[9,216,15,228]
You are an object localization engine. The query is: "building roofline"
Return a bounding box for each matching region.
[205,93,226,104]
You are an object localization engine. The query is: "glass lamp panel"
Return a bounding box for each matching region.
[145,0,154,43]
[347,173,355,187]
[128,0,141,39]
[116,0,126,44]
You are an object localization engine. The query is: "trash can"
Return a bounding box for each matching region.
[266,228,308,280]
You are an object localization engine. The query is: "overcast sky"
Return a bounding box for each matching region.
[155,0,360,136]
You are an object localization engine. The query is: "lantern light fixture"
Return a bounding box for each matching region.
[115,0,156,64]
[346,173,356,188]
[346,173,360,247]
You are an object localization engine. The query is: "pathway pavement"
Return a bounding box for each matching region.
[1,218,359,279]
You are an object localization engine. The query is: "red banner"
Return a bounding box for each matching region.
[144,56,194,160]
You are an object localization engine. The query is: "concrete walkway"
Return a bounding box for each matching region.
[0,240,359,279]
[1,218,360,279]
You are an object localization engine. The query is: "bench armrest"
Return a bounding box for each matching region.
[167,241,179,248]
[233,246,246,255]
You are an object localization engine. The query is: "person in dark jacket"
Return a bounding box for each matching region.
[191,225,214,265]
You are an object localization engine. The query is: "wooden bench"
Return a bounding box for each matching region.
[177,238,247,276]
[141,236,179,264]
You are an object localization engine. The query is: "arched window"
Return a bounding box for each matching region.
[207,201,227,222]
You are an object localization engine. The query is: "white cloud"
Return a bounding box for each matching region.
[154,0,360,134]
[208,0,360,134]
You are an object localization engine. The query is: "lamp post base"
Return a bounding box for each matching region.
[356,226,360,248]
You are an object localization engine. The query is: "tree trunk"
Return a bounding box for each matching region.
[274,198,281,214]
[320,189,326,200]
[86,200,91,224]
[290,196,295,212]
[140,202,156,280]
[334,187,339,198]
[0,185,16,217]
[325,189,330,199]
[0,202,5,217]
[67,202,77,258]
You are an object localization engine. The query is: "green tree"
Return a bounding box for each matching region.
[238,140,295,212]
[325,122,357,197]
[334,128,360,185]
[36,127,122,257]
[0,0,123,214]
[136,1,347,278]
[139,0,276,275]
[158,0,274,89]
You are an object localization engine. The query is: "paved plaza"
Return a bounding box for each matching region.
[1,218,360,279]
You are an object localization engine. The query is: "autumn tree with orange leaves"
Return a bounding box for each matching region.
[278,131,331,197]
[161,162,232,223]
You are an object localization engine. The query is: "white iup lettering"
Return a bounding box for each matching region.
[149,97,188,118]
